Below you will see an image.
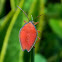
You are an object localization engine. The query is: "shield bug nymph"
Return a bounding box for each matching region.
[17,6,40,52]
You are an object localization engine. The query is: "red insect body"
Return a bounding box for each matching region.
[19,22,37,52]
[17,6,40,52]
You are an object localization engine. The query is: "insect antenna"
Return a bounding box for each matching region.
[17,6,29,21]
[33,14,43,21]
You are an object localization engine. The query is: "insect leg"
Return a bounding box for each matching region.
[36,37,40,44]
[33,46,35,48]
[37,30,40,33]
[37,36,40,40]
[24,20,27,23]
[34,22,39,25]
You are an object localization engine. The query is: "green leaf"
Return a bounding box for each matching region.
[0,0,24,62]
[35,54,47,62]
[47,4,62,19]
[0,0,5,14]
[0,10,15,31]
[35,0,45,53]
[0,10,15,52]
[10,0,20,10]
[49,19,62,39]
[23,0,37,62]
[28,0,37,19]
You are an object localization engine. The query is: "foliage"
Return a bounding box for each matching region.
[0,0,62,62]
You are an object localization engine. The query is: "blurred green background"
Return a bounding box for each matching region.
[0,0,62,62]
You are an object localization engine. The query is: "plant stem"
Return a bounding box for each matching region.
[31,48,34,62]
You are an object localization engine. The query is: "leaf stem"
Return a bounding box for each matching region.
[31,48,34,62]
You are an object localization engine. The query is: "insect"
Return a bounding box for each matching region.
[17,6,41,52]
